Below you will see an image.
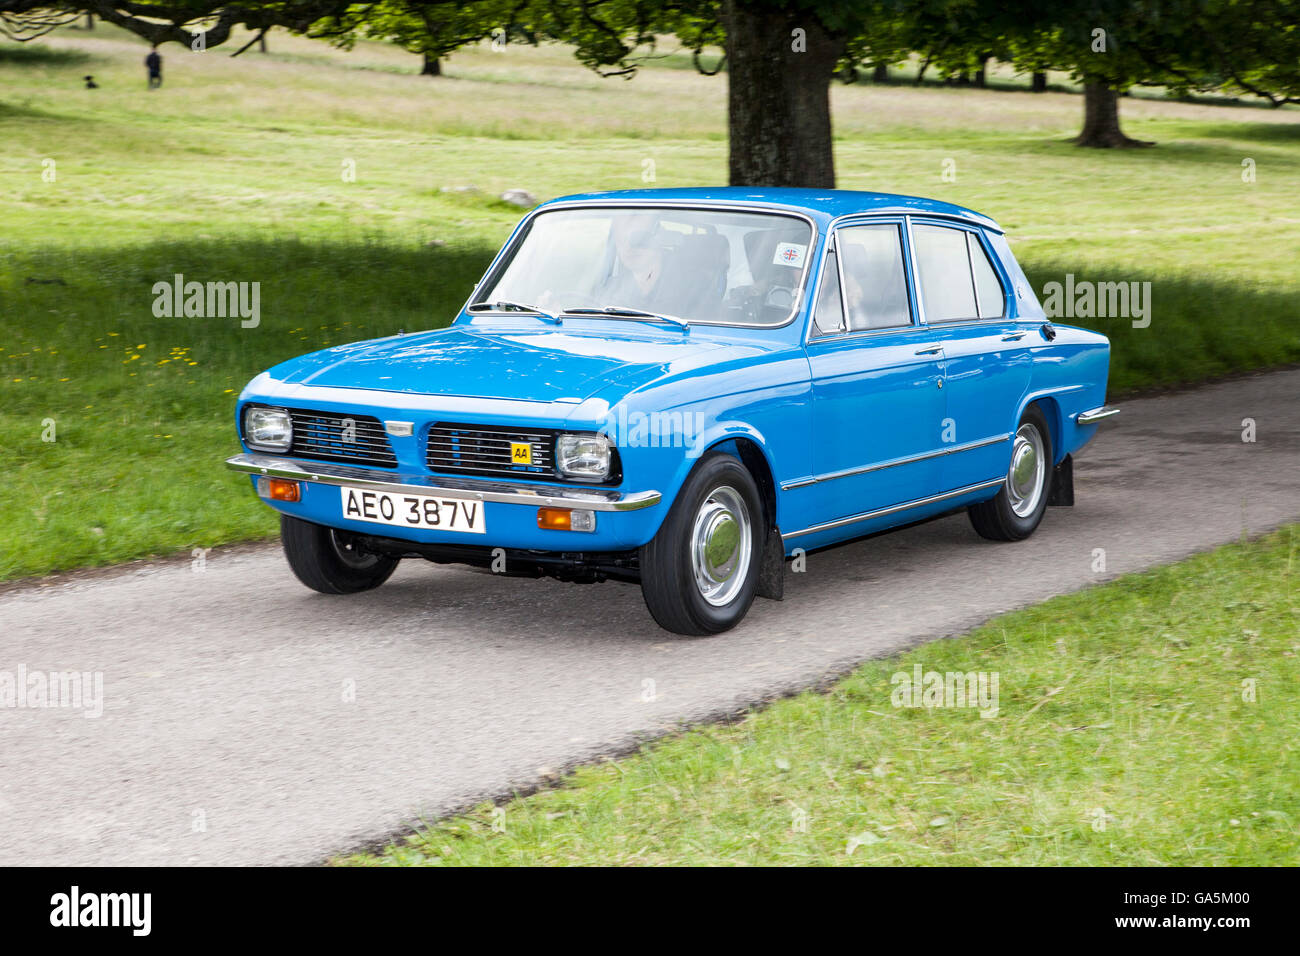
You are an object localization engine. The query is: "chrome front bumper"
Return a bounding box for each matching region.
[225,454,662,512]
[1075,405,1120,425]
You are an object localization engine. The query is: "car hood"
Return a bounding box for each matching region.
[269,325,747,403]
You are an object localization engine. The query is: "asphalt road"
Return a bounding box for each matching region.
[1,369,1297,866]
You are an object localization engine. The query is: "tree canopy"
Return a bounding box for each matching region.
[2,1,1297,180]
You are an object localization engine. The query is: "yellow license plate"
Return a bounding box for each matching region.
[510,442,533,465]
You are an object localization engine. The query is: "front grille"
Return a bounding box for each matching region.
[426,423,556,479]
[288,408,397,468]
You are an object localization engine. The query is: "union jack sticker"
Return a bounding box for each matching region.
[773,242,806,268]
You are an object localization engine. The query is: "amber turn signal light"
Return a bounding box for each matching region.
[537,507,595,532]
[537,507,572,530]
[260,477,301,502]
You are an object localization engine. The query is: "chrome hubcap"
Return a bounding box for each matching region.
[1007,423,1046,518]
[690,485,752,607]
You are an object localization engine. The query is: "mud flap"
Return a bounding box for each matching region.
[756,529,785,601]
[1048,454,1074,506]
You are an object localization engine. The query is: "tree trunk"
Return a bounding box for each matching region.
[914,55,931,85]
[258,33,267,53]
[975,56,989,88]
[85,13,93,30]
[872,62,888,83]
[1075,81,1153,147]
[421,52,441,76]
[723,2,843,187]
[1031,71,1047,93]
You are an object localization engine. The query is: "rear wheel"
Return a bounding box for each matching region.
[280,514,399,594]
[968,405,1053,541]
[640,452,762,635]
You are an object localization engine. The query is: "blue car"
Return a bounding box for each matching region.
[228,187,1118,635]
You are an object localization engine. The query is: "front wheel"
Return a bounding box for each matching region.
[639,452,763,636]
[280,514,399,594]
[968,405,1053,541]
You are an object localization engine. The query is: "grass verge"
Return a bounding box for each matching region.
[0,238,482,580]
[341,527,1300,866]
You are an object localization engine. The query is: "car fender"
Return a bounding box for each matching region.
[1018,324,1112,462]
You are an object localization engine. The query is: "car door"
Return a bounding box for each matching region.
[908,220,1031,491]
[804,220,947,528]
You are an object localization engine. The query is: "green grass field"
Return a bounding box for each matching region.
[342,526,1300,866]
[2,24,1298,580]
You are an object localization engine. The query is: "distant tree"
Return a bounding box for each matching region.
[312,1,520,78]
[1008,4,1176,148]
[1011,1,1300,147]
[914,5,1003,88]
[838,7,913,84]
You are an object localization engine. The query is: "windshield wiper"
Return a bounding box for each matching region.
[562,306,689,330]
[468,300,561,323]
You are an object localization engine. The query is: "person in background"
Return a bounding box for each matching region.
[145,46,162,89]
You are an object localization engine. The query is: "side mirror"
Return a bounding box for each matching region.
[1040,322,1057,341]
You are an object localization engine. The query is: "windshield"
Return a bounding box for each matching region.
[475,206,815,327]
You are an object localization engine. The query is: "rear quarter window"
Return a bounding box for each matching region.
[987,232,1043,320]
[912,223,977,322]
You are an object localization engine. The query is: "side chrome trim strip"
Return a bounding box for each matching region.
[779,433,1011,491]
[1075,405,1120,425]
[782,478,1006,541]
[225,454,661,512]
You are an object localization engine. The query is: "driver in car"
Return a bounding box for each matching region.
[596,213,674,311]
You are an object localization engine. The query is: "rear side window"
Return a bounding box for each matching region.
[912,224,977,322]
[970,236,1006,318]
[988,231,1042,319]
[837,224,911,330]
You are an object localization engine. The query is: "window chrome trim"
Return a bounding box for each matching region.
[782,478,1007,540]
[780,433,1011,491]
[831,233,851,333]
[827,207,1000,233]
[904,214,927,326]
[225,454,661,512]
[464,200,820,332]
[965,229,983,317]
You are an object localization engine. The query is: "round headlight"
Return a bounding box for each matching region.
[556,434,611,479]
[244,405,292,452]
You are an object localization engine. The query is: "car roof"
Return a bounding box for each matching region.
[538,186,1001,232]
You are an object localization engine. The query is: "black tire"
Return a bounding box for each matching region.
[968,404,1054,542]
[280,514,399,594]
[639,452,763,636]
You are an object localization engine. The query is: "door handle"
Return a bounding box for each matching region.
[1001,330,1027,341]
[914,345,942,355]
